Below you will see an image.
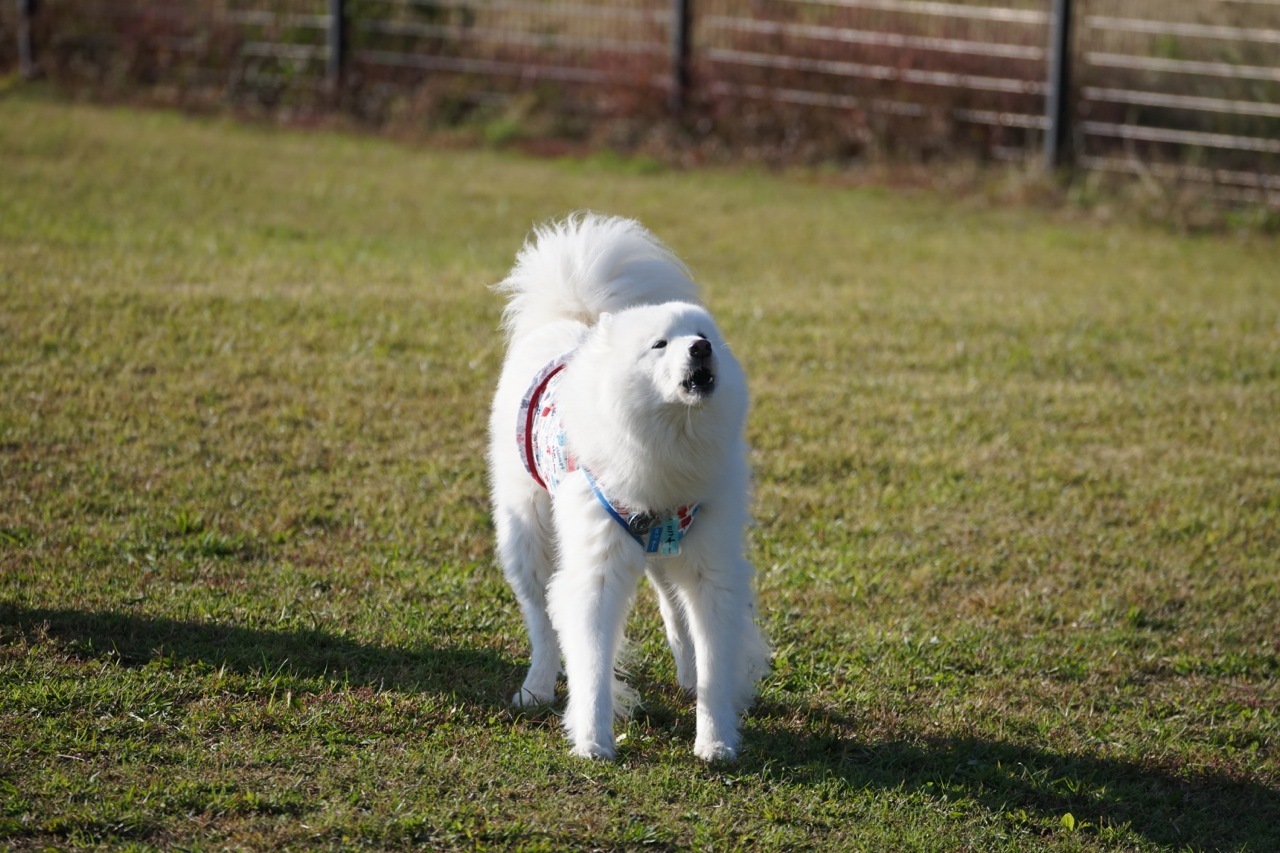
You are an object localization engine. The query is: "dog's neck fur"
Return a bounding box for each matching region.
[559,364,739,513]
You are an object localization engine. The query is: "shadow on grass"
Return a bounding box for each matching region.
[742,699,1280,851]
[0,604,517,706]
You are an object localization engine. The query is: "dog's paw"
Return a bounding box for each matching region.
[694,740,738,763]
[569,740,617,761]
[511,687,555,708]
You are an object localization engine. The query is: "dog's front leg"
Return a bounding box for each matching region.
[548,492,646,759]
[494,500,562,708]
[677,562,759,762]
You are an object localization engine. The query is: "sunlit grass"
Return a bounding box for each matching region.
[2,93,1277,851]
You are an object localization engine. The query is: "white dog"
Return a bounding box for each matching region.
[487,213,769,761]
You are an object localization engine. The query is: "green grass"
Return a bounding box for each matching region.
[1,90,1278,851]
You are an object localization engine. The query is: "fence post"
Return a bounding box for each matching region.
[327,0,346,88]
[1044,0,1073,170]
[668,0,691,114]
[17,0,38,79]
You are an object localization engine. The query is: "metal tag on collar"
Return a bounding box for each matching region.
[626,511,659,536]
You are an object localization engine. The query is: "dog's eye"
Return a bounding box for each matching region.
[651,340,667,350]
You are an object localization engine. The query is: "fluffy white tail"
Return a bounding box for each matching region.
[495,213,702,340]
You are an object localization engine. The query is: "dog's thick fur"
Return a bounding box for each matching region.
[487,213,769,761]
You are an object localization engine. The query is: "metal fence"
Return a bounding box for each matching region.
[1077,1,1280,204]
[5,0,1279,203]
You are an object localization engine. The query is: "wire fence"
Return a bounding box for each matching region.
[5,0,1279,203]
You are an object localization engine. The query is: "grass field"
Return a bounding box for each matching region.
[1,92,1277,850]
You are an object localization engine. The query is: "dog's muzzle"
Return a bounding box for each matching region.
[681,338,716,397]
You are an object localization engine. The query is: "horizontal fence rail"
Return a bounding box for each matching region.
[1077,0,1280,204]
[5,0,1278,204]
[697,0,1055,165]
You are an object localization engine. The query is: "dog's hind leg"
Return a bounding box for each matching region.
[495,497,561,708]
[647,566,696,694]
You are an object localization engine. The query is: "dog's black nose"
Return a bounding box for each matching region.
[689,338,712,360]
